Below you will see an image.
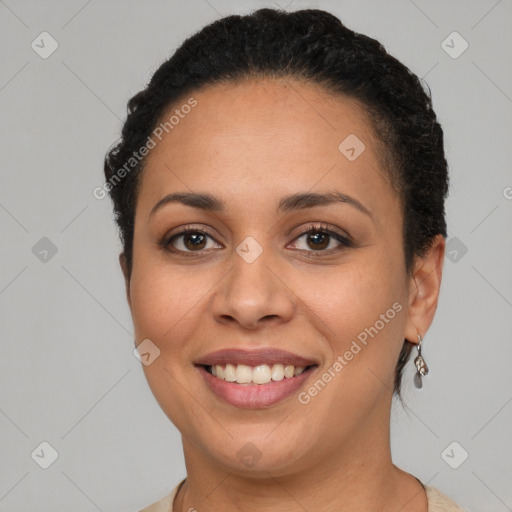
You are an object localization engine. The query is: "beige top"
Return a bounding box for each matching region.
[139,478,468,512]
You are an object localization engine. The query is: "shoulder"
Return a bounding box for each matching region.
[425,485,468,512]
[138,478,186,512]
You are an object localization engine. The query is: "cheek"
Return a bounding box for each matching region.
[129,263,209,428]
[130,272,172,340]
[129,259,217,346]
[310,252,402,323]
[301,248,406,373]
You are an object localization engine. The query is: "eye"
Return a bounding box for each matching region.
[160,222,352,257]
[288,223,352,255]
[162,227,222,255]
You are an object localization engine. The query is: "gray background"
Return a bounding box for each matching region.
[1,0,511,510]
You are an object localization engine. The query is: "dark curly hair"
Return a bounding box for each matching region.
[103,8,449,401]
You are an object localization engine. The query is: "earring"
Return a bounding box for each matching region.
[413,332,429,389]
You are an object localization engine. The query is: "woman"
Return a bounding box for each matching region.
[104,8,466,512]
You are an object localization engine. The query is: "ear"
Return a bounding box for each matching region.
[119,253,132,310]
[404,234,446,344]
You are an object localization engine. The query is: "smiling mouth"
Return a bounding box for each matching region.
[199,363,318,385]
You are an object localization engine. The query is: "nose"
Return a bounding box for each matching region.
[211,246,295,330]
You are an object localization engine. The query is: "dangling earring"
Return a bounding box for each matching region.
[414,332,429,389]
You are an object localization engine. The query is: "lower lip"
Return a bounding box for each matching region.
[196,365,317,408]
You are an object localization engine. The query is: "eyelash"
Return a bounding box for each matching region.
[160,222,353,258]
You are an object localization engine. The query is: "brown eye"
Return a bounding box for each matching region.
[304,232,330,250]
[289,224,352,254]
[181,232,207,251]
[164,229,222,254]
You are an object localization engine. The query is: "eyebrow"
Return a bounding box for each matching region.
[149,191,373,219]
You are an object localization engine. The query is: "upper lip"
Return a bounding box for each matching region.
[194,348,319,367]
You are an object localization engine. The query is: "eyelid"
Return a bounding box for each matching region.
[290,222,352,243]
[287,223,353,256]
[159,224,222,251]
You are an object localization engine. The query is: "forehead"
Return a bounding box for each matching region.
[137,77,398,224]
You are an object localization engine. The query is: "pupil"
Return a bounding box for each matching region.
[308,232,328,250]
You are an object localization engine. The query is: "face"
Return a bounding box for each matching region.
[121,77,444,477]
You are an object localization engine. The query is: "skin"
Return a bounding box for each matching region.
[120,77,445,512]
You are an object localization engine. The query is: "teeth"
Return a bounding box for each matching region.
[235,364,252,384]
[207,363,310,384]
[224,363,237,382]
[252,364,272,384]
[271,363,284,381]
[284,365,294,378]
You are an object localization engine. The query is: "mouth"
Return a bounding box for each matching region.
[194,362,319,408]
[193,347,320,408]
